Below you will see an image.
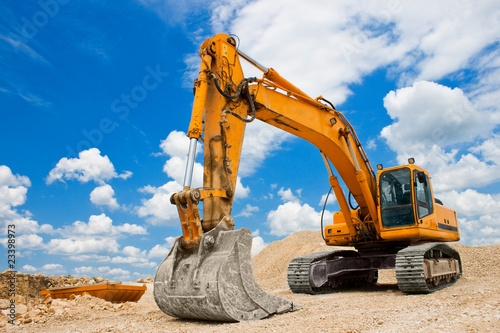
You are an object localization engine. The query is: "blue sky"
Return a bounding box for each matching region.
[1,0,499,280]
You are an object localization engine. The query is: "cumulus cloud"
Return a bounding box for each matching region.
[434,189,500,246]
[73,266,131,279]
[136,181,183,225]
[251,229,267,257]
[379,82,500,193]
[204,1,500,103]
[44,214,146,256]
[46,148,132,185]
[0,165,30,207]
[267,188,333,236]
[69,255,111,263]
[267,201,331,237]
[159,130,203,187]
[0,165,52,236]
[47,238,120,255]
[57,214,147,238]
[22,265,37,273]
[17,234,45,249]
[21,263,66,275]
[457,215,500,246]
[319,191,337,207]
[438,190,500,218]
[381,81,491,161]
[239,121,292,177]
[148,236,176,259]
[236,204,259,218]
[277,187,301,203]
[137,131,250,225]
[90,184,120,210]
[110,245,157,268]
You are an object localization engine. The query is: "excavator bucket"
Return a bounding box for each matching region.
[154,221,299,321]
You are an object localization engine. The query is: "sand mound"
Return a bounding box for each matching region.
[3,230,500,332]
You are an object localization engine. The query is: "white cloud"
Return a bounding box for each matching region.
[319,192,337,207]
[41,263,64,271]
[58,214,146,237]
[136,181,182,225]
[107,268,130,277]
[22,265,37,273]
[0,165,31,188]
[148,236,176,259]
[69,255,111,262]
[438,190,500,218]
[379,81,500,191]
[44,214,146,257]
[204,1,498,104]
[0,165,52,236]
[239,121,292,177]
[434,189,500,246]
[46,148,132,185]
[381,81,493,165]
[47,238,120,255]
[21,264,65,275]
[251,235,267,257]
[159,130,195,158]
[74,266,94,275]
[148,244,171,259]
[267,195,333,237]
[110,246,157,268]
[90,184,119,210]
[160,130,204,188]
[277,187,301,203]
[162,155,203,188]
[457,215,500,246]
[73,266,130,279]
[17,234,45,249]
[138,131,250,225]
[236,204,259,218]
[0,165,30,208]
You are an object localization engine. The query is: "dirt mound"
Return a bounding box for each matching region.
[0,271,113,301]
[3,231,500,332]
[253,231,500,289]
[252,230,335,290]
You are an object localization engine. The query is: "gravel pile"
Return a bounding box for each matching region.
[2,230,499,332]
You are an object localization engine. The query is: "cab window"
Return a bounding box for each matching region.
[379,168,415,228]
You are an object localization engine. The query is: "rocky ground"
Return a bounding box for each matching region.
[2,230,499,332]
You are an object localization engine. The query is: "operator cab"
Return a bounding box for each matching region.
[378,165,434,229]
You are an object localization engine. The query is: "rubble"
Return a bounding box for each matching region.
[135,275,154,284]
[1,231,499,332]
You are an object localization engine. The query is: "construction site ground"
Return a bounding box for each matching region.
[3,230,499,332]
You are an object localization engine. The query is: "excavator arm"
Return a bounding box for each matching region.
[172,33,378,249]
[155,33,379,322]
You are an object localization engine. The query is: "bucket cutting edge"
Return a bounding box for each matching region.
[154,221,300,321]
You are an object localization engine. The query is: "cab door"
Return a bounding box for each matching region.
[414,171,434,224]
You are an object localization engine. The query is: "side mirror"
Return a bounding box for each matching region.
[417,171,427,184]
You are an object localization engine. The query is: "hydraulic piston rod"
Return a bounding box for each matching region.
[183,138,198,188]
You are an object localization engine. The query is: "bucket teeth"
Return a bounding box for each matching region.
[154,222,299,322]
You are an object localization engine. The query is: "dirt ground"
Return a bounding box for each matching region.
[4,230,500,332]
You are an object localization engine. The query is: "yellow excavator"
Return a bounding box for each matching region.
[154,33,462,322]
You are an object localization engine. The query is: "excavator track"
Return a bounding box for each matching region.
[287,251,335,294]
[396,243,462,294]
[287,250,378,295]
